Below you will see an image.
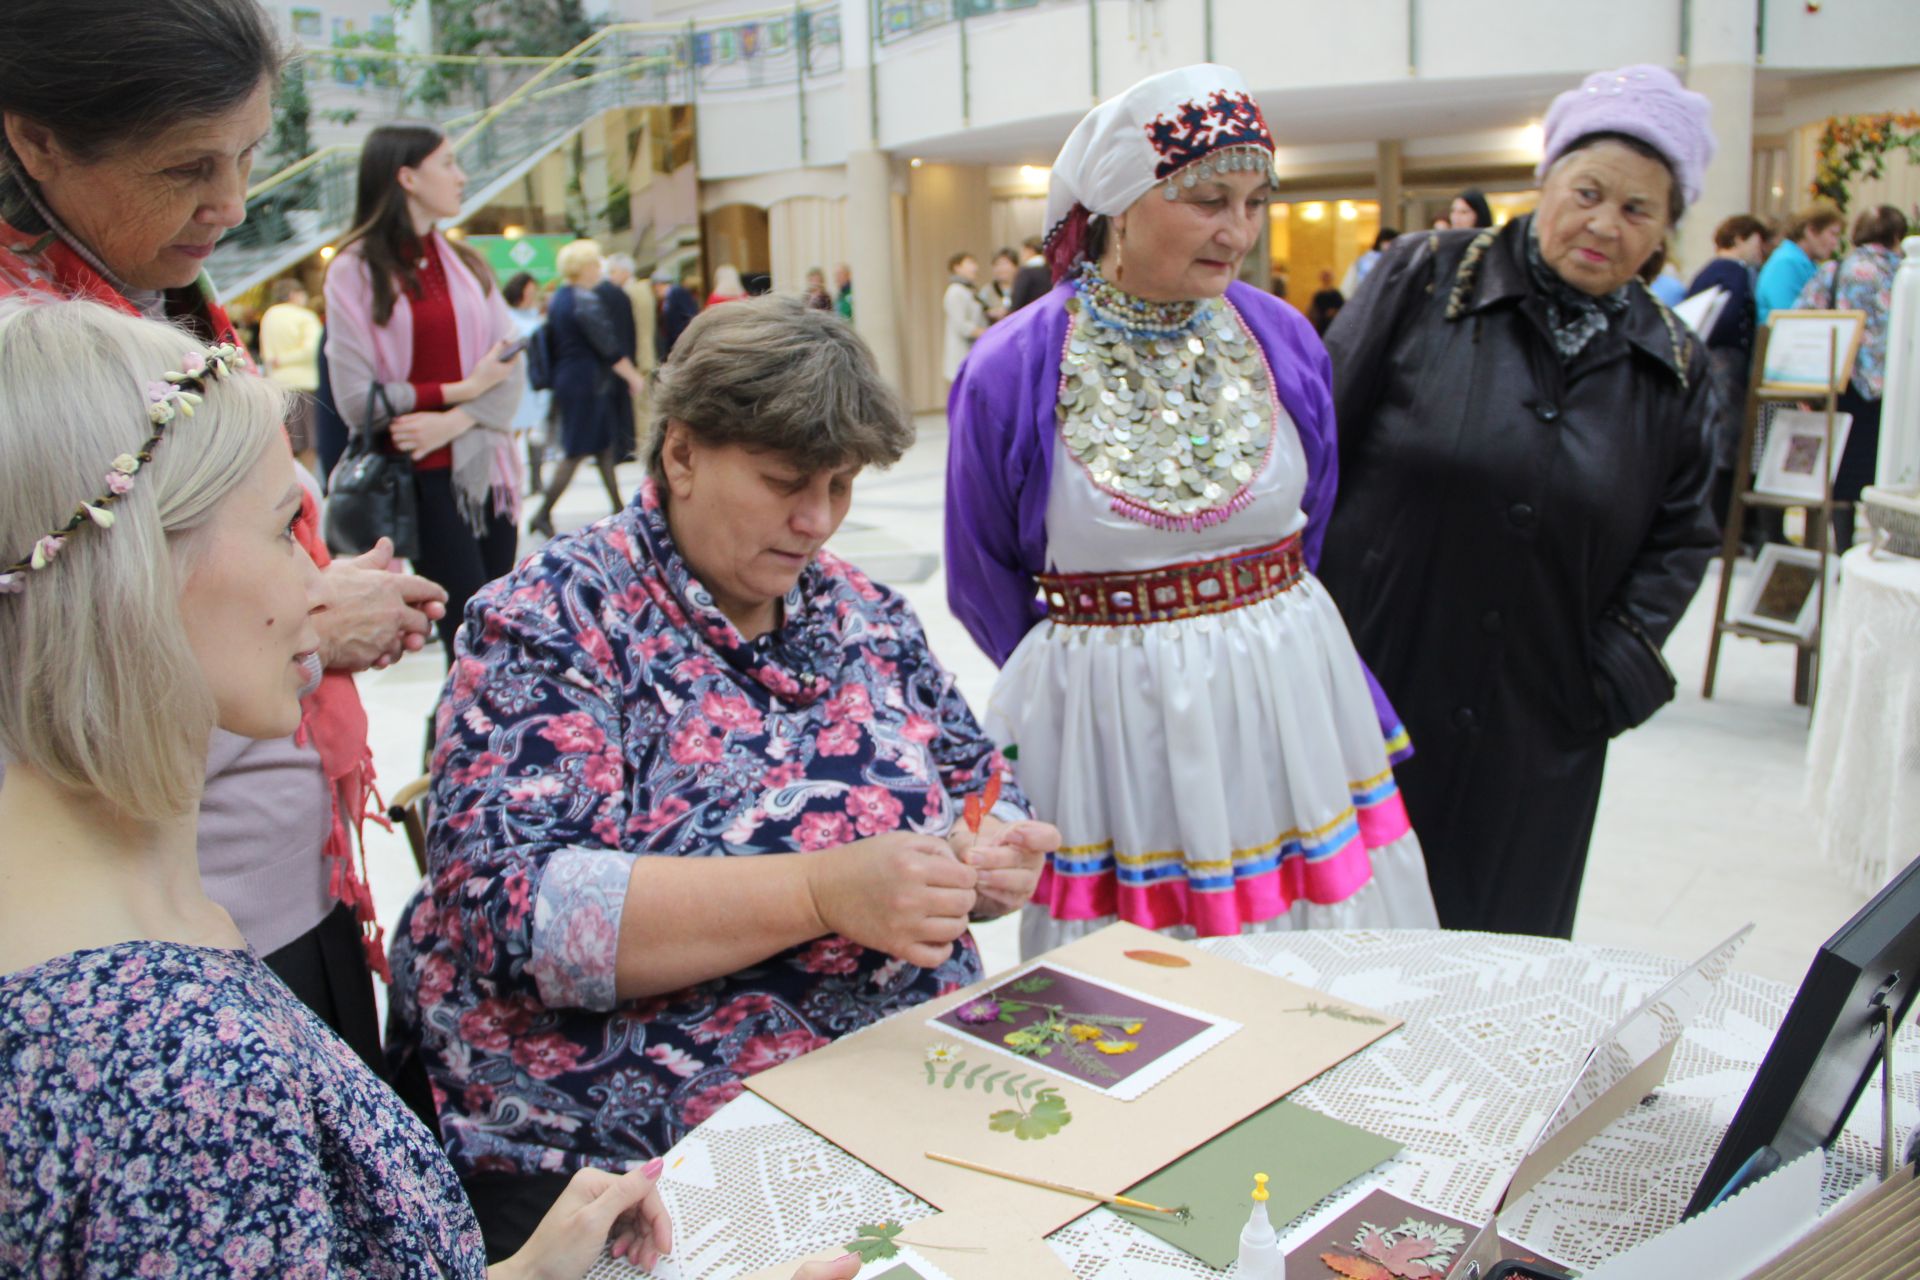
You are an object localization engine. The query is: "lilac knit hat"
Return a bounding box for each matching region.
[1536,65,1716,206]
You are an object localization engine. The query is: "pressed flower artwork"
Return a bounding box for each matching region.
[930,964,1239,1101]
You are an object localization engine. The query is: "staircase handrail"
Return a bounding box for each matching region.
[250,4,825,202]
[246,142,357,202]
[438,55,678,133]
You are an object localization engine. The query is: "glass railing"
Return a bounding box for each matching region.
[875,0,1051,46]
[213,2,843,296]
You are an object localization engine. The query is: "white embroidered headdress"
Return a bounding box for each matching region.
[1042,63,1278,280]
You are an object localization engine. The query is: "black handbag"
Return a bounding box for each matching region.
[323,383,420,561]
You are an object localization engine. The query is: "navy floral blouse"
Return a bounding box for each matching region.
[389,481,1018,1179]
[0,943,485,1278]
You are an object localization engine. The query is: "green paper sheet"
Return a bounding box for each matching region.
[1118,1099,1401,1269]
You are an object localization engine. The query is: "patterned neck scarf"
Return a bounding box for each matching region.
[1524,215,1630,360]
[633,480,838,708]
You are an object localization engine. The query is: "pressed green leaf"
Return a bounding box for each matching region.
[846,1222,904,1263]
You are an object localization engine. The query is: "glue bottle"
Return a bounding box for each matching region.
[1237,1172,1281,1279]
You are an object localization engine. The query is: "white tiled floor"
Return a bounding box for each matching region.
[358,415,1877,994]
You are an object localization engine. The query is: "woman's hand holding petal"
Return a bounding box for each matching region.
[953,818,1058,920]
[805,831,978,968]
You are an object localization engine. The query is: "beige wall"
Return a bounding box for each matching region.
[768,197,850,296]
[903,164,993,413]
[702,205,771,284]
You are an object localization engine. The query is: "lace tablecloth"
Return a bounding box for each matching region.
[1807,545,1920,893]
[588,930,1920,1279]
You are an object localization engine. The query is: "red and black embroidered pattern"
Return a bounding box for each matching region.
[1143,90,1274,180]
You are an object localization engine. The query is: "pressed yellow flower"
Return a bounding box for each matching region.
[1124,1022,1143,1035]
[1095,1040,1139,1055]
[1069,1025,1103,1041]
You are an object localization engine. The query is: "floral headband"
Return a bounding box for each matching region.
[0,343,243,595]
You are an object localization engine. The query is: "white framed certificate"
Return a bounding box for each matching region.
[1760,310,1866,393]
[1754,408,1853,502]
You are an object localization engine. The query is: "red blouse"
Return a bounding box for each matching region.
[402,237,461,471]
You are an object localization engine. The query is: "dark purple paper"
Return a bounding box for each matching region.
[935,965,1214,1091]
[1281,1189,1563,1279]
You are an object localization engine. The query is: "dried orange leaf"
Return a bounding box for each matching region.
[1322,1252,1391,1280]
[1123,949,1191,968]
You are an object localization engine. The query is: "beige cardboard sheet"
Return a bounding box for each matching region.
[745,922,1400,1237]
[1499,1038,1680,1210]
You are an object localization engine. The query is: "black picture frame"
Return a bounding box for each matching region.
[1685,853,1920,1217]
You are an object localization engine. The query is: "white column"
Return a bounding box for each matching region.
[1877,236,1920,488]
[838,2,907,394]
[1682,0,1758,279]
[846,148,905,393]
[1377,140,1404,233]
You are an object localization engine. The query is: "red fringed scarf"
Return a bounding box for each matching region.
[290,491,393,982]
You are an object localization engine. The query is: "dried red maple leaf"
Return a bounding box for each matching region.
[1321,1252,1391,1280]
[1365,1229,1446,1279]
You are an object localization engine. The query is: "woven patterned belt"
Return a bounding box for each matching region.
[1037,534,1306,627]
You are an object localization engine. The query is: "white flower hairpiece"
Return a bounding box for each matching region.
[2,342,244,589]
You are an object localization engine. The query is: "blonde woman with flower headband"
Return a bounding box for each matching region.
[1,0,451,1085]
[0,297,862,1280]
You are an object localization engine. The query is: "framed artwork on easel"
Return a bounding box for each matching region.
[1730,545,1827,644]
[1754,408,1854,502]
[1758,310,1866,393]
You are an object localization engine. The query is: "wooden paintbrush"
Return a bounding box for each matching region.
[924,1151,1192,1221]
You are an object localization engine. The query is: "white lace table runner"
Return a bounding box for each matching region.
[587,929,1920,1279]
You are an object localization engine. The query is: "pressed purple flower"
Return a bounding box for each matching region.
[954,997,1001,1024]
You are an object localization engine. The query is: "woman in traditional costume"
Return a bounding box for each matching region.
[946,65,1436,958]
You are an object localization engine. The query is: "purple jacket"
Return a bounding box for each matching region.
[944,279,1407,750]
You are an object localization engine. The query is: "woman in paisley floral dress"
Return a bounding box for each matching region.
[946,64,1437,958]
[388,295,1061,1256]
[0,298,684,1279]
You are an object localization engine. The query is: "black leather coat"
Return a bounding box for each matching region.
[1318,216,1719,936]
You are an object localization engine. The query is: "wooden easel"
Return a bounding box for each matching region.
[1701,323,1850,708]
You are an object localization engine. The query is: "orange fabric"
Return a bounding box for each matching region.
[0,216,388,976]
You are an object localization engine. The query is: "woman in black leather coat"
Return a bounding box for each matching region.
[1318,68,1722,937]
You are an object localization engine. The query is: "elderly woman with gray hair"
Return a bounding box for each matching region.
[1318,65,1722,938]
[388,295,1060,1255]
